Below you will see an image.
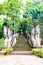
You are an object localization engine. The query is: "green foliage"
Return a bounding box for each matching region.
[23,0,43,38]
[26,17,33,33]
[4,47,13,55]
[6,47,13,52]
[0,19,4,38]
[32,48,43,58]
[3,0,22,20]
[0,38,4,50]
[0,4,3,14]
[0,26,3,38]
[0,0,43,39]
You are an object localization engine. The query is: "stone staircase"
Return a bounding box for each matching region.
[0,35,32,55]
[13,35,31,51]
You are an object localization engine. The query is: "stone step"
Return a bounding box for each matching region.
[13,35,31,51]
[0,50,33,55]
[10,51,33,55]
[0,51,5,54]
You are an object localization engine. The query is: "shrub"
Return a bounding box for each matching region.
[32,48,43,58]
[4,47,13,55]
[0,26,3,38]
[0,38,4,51]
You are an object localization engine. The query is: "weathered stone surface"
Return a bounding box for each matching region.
[12,34,17,46]
[35,24,40,35]
[3,26,19,47]
[0,55,43,65]
[35,24,41,47]
[29,24,41,47]
[8,28,13,37]
[4,37,9,47]
[3,26,8,38]
[31,27,36,47]
[3,24,41,48]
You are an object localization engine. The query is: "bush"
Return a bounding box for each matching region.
[0,38,4,51]
[0,26,3,38]
[32,48,43,58]
[4,47,13,55]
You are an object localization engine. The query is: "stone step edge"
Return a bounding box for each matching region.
[0,51,5,54]
[10,51,33,55]
[0,51,33,55]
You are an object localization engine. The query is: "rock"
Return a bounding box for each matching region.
[8,28,13,37]
[35,24,41,47]
[30,24,41,47]
[3,26,8,38]
[31,27,36,47]
[31,27,35,36]
[13,37,17,46]
[4,37,9,47]
[35,24,40,35]
[31,34,36,47]
[8,36,13,47]
[15,33,19,39]
[35,35,40,47]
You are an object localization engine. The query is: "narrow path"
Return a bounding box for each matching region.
[13,35,31,51]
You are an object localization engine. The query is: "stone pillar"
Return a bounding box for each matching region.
[35,24,41,47]
[4,27,13,47]
[4,26,19,47]
[3,26,8,38]
[4,37,9,47]
[8,28,13,37]
[8,28,13,47]
[31,27,36,47]
[12,34,17,46]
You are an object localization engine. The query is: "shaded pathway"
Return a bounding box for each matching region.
[13,35,31,51]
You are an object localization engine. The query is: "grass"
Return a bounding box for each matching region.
[0,38,4,50]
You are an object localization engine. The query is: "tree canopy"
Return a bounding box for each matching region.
[0,0,43,38]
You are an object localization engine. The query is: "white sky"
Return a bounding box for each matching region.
[0,0,5,3]
[0,0,26,3]
[22,0,26,4]
[0,0,26,4]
